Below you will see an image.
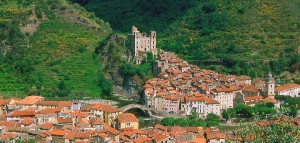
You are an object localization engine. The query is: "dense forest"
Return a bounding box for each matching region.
[82,0,299,78]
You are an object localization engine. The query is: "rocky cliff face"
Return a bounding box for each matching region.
[96,34,142,97]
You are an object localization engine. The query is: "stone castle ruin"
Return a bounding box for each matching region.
[128,26,158,64]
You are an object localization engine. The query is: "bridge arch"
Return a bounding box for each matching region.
[121,104,164,119]
[121,104,153,117]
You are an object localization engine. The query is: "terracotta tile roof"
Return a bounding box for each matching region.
[91,104,121,113]
[51,129,65,136]
[0,133,19,140]
[7,110,37,117]
[38,108,61,114]
[90,117,103,125]
[154,124,167,131]
[244,95,263,102]
[134,136,152,143]
[62,125,80,132]
[94,133,109,139]
[191,137,206,143]
[42,123,53,130]
[204,98,220,104]
[64,131,75,140]
[0,121,19,127]
[76,118,90,128]
[74,141,88,143]
[72,111,89,118]
[35,101,73,107]
[169,59,182,63]
[81,105,92,111]
[0,100,7,105]
[207,132,226,140]
[261,98,278,104]
[38,132,50,138]
[117,113,138,123]
[21,118,34,125]
[57,117,73,124]
[18,96,44,105]
[243,85,259,93]
[238,75,251,80]
[252,79,264,84]
[75,132,91,139]
[153,132,169,142]
[186,97,219,104]
[275,83,300,92]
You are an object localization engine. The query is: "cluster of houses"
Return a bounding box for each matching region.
[144,51,300,117]
[0,96,300,143]
[1,95,280,143]
[0,94,299,143]
[0,95,139,142]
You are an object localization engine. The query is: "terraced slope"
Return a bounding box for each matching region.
[0,0,111,98]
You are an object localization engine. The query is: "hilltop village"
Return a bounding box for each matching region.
[0,26,299,143]
[137,27,299,118]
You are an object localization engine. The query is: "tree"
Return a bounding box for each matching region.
[189,110,198,120]
[206,113,220,127]
[222,110,229,121]
[161,117,175,126]
[234,103,253,118]
[206,113,220,122]
[266,102,275,108]
[175,118,189,127]
[97,73,113,96]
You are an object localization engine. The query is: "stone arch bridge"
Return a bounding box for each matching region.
[120,104,163,119]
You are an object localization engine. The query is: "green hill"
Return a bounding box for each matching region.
[0,0,111,98]
[83,0,299,78]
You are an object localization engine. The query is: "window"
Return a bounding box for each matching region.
[126,123,130,127]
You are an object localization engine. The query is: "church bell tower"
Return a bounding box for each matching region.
[265,72,275,98]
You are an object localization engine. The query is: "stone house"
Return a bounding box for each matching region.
[275,83,300,97]
[116,113,139,130]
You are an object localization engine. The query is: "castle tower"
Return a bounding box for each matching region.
[265,72,275,98]
[129,26,157,64]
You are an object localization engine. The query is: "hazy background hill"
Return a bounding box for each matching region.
[0,0,111,98]
[83,0,299,78]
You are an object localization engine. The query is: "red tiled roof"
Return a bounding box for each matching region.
[0,133,19,140]
[275,83,300,92]
[18,96,44,105]
[21,118,33,125]
[93,133,109,138]
[134,136,152,143]
[42,123,54,130]
[153,132,169,142]
[91,104,121,113]
[117,113,138,123]
[90,117,103,125]
[7,110,37,117]
[243,85,259,93]
[38,108,61,114]
[244,95,263,102]
[57,117,73,124]
[51,129,65,136]
[154,124,167,131]
[0,100,7,105]
[75,132,90,139]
